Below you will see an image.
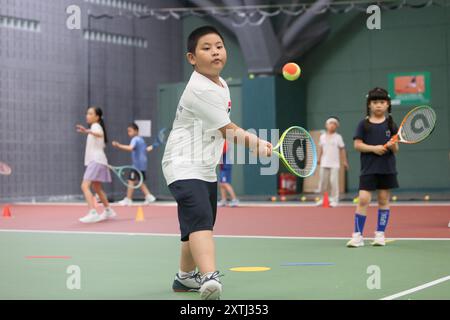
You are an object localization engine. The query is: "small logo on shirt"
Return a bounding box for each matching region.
[386,130,391,137]
[227,101,231,114]
[175,105,184,120]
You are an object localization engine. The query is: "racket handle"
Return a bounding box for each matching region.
[383,134,399,149]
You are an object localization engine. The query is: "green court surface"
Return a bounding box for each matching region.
[0,231,449,300]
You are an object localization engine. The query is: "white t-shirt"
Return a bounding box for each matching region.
[319,132,345,169]
[84,123,108,166]
[162,71,232,185]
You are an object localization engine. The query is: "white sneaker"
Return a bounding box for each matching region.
[118,198,132,206]
[218,200,227,207]
[98,207,116,221]
[372,231,386,246]
[229,199,240,207]
[144,194,156,204]
[199,271,222,300]
[346,232,364,248]
[172,272,201,292]
[330,201,338,207]
[79,210,102,223]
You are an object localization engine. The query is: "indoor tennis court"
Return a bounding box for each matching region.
[1,0,450,303]
[1,201,449,299]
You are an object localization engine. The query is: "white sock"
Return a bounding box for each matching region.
[179,269,196,277]
[89,209,98,214]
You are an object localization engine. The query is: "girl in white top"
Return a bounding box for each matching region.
[76,107,116,223]
[317,116,349,207]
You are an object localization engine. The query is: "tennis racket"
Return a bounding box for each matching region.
[108,165,143,189]
[272,126,317,178]
[151,128,168,148]
[383,105,436,148]
[0,162,12,176]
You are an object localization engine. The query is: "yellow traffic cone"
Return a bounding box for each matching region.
[135,206,145,222]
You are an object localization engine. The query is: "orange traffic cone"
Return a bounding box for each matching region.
[135,206,145,222]
[2,205,12,218]
[322,192,330,208]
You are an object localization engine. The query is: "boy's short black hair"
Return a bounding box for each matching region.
[128,123,139,131]
[187,26,225,54]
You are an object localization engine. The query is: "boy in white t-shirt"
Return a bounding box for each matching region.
[162,26,272,300]
[317,116,349,207]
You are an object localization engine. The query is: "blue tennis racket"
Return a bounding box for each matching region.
[151,128,168,149]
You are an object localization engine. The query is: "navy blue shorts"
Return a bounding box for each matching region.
[168,179,217,242]
[219,166,232,184]
[359,174,399,191]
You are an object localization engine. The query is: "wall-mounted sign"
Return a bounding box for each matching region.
[388,72,430,106]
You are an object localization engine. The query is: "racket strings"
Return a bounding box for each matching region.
[157,128,167,145]
[401,108,436,143]
[118,168,132,181]
[281,128,315,177]
[116,167,142,187]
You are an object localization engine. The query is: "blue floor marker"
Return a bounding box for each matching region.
[281,262,335,266]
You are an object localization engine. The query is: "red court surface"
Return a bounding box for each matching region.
[1,203,449,238]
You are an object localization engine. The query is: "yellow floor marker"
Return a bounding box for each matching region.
[229,267,271,272]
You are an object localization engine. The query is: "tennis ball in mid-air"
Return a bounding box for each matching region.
[301,196,307,202]
[315,196,320,202]
[353,197,359,204]
[249,73,255,80]
[392,195,397,201]
[424,195,430,201]
[282,62,301,81]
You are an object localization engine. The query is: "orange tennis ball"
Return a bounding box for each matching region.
[282,62,301,81]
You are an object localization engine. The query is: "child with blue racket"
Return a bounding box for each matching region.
[348,87,399,247]
[112,123,156,205]
[76,107,116,223]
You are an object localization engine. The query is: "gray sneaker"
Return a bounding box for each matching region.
[218,200,227,207]
[229,199,240,207]
[172,272,201,292]
[199,271,222,300]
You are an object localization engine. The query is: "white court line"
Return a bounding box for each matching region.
[12,201,450,207]
[0,229,449,241]
[380,275,450,300]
